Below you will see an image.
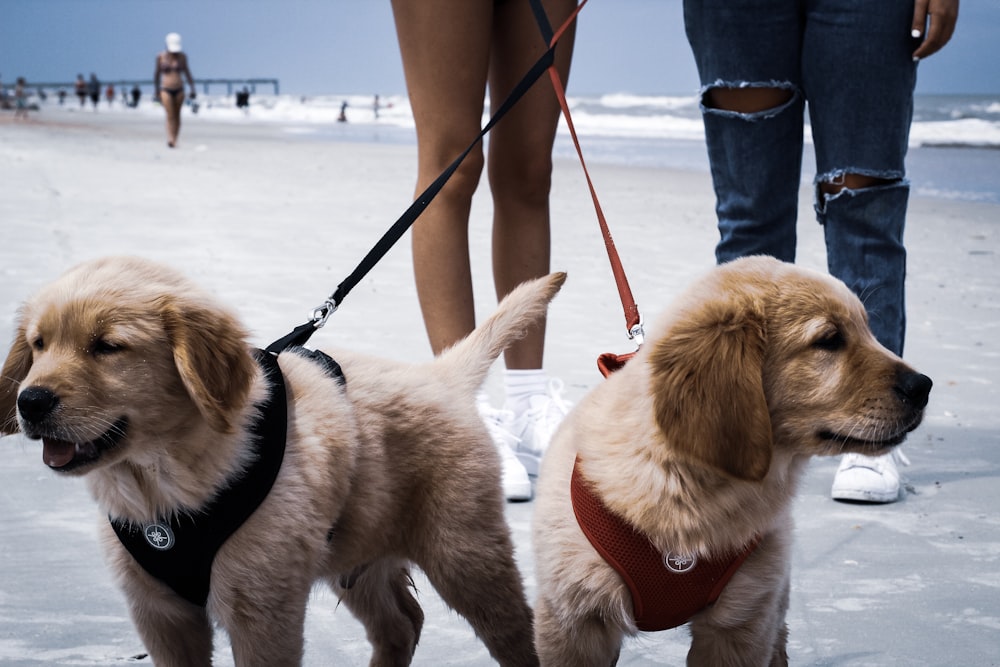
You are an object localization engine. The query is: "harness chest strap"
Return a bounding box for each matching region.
[570,458,759,632]
[110,347,344,607]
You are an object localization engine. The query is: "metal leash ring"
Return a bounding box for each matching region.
[310,299,338,329]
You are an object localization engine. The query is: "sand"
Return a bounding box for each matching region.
[1,108,998,666]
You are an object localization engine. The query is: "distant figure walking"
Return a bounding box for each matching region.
[154,32,196,148]
[105,83,115,107]
[14,77,29,119]
[74,74,87,107]
[338,100,348,122]
[373,94,380,119]
[87,74,100,109]
[130,85,141,108]
[235,87,250,110]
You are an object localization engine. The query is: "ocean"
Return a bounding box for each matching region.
[38,91,1000,203]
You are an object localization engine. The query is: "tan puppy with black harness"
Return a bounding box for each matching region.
[0,256,565,666]
[532,256,931,665]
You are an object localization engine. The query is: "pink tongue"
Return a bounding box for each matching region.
[43,438,76,468]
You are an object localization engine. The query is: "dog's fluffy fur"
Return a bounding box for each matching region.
[1,256,565,666]
[532,256,931,666]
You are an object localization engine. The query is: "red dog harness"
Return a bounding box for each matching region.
[571,459,759,631]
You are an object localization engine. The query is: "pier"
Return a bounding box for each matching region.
[2,78,280,97]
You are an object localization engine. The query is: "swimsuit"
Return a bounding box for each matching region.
[159,55,185,98]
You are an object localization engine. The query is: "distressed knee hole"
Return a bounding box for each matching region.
[819,173,902,196]
[702,84,795,114]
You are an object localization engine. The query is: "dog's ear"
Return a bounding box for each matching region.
[160,298,257,434]
[0,321,32,435]
[647,294,772,481]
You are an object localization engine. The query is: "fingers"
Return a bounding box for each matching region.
[912,0,959,60]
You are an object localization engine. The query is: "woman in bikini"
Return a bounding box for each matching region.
[154,32,196,148]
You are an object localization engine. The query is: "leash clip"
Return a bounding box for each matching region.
[627,317,645,347]
[310,299,338,329]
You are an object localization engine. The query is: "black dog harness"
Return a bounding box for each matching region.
[110,347,344,607]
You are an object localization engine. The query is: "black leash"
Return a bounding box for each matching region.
[267,3,580,355]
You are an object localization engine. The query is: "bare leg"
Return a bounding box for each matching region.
[704,85,792,114]
[392,0,575,364]
[488,0,576,369]
[160,90,185,147]
[391,0,493,355]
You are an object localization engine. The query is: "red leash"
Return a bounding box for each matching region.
[533,0,645,366]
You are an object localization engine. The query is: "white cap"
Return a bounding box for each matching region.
[165,33,182,53]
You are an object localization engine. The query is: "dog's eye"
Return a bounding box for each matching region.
[92,339,125,355]
[31,336,44,351]
[813,329,845,352]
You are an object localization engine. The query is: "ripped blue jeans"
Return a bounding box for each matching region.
[683,0,919,355]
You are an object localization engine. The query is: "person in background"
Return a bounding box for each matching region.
[105,83,115,107]
[683,0,959,502]
[13,77,29,119]
[87,73,100,109]
[74,74,87,107]
[236,87,250,110]
[390,0,577,501]
[154,32,196,148]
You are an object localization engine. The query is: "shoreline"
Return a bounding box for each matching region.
[5,96,1000,205]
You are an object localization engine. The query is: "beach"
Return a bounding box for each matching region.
[1,108,998,666]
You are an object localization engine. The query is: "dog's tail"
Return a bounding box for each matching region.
[436,272,566,391]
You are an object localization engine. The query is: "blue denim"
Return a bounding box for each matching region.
[683,0,919,355]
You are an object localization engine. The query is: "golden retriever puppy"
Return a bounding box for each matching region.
[532,256,932,666]
[1,256,565,667]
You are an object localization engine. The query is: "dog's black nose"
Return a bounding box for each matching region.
[17,387,60,424]
[895,371,932,410]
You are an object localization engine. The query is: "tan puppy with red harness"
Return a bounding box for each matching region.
[532,256,931,665]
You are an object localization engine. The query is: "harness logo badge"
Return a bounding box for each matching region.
[144,523,176,551]
[663,551,698,574]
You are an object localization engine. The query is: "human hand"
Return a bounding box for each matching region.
[911,0,959,60]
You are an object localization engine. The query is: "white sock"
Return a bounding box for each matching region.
[503,369,548,415]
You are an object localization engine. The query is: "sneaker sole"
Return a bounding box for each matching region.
[831,487,899,503]
[505,480,533,502]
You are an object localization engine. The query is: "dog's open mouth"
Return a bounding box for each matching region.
[40,417,129,471]
[819,430,906,449]
[819,412,924,451]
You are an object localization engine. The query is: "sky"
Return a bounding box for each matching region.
[2,0,999,97]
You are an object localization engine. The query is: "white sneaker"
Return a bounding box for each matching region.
[831,450,908,503]
[509,379,572,477]
[479,404,532,502]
